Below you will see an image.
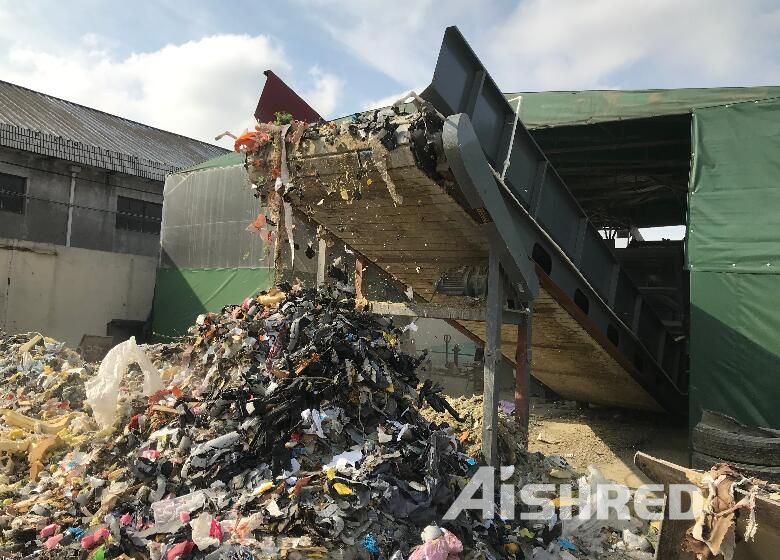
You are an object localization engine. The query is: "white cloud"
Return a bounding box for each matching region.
[0,34,289,147]
[300,0,488,89]
[301,66,344,117]
[486,0,780,90]
[301,0,780,95]
[361,87,426,111]
[0,32,347,147]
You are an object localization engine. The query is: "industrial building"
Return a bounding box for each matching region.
[0,80,226,345]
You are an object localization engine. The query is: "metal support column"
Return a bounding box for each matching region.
[514,303,532,445]
[65,165,81,247]
[482,247,503,466]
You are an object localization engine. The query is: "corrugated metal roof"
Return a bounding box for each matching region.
[177,151,245,174]
[0,80,227,178]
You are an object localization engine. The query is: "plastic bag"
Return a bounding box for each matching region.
[563,465,634,553]
[408,528,462,560]
[85,337,163,428]
[191,513,220,550]
[151,490,206,524]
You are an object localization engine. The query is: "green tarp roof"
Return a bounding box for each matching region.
[506,86,780,129]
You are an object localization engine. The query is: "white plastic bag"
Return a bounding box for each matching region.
[85,336,163,428]
[151,490,206,524]
[563,465,634,553]
[190,512,220,550]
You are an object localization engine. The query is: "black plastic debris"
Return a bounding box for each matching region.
[0,286,524,559]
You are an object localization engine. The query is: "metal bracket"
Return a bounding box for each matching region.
[442,113,539,301]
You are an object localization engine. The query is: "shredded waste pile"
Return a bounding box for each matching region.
[418,396,527,466]
[0,285,541,560]
[5,283,770,560]
[0,333,96,485]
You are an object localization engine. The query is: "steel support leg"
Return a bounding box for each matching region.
[514,304,532,446]
[482,247,503,466]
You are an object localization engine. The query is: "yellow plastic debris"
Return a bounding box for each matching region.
[519,528,535,539]
[18,334,43,356]
[325,468,336,480]
[550,496,578,508]
[257,288,286,307]
[253,481,275,495]
[0,409,74,434]
[0,438,30,454]
[7,429,25,441]
[2,498,12,506]
[332,483,353,496]
[28,435,61,481]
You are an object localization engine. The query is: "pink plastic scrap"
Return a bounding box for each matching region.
[209,518,223,543]
[81,527,110,550]
[409,529,463,560]
[166,540,195,560]
[40,523,60,538]
[142,449,161,460]
[45,533,64,550]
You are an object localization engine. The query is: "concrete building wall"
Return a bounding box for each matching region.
[0,147,163,257]
[0,237,157,347]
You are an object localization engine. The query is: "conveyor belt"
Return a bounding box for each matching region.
[281,27,687,413]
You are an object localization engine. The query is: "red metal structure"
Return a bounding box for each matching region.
[254,70,322,124]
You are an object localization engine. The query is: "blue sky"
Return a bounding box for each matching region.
[1,0,779,151]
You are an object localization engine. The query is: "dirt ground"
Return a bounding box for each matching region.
[528,399,689,487]
[422,394,690,487]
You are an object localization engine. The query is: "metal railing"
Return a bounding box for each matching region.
[0,124,179,182]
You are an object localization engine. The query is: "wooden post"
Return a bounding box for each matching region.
[634,453,697,560]
[482,248,502,466]
[316,237,327,286]
[355,257,365,300]
[514,304,532,444]
[273,196,285,285]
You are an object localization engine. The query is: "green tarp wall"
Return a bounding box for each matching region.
[150,163,276,341]
[688,97,780,429]
[150,160,318,341]
[152,268,273,339]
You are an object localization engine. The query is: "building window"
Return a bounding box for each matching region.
[116,196,162,234]
[0,172,26,214]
